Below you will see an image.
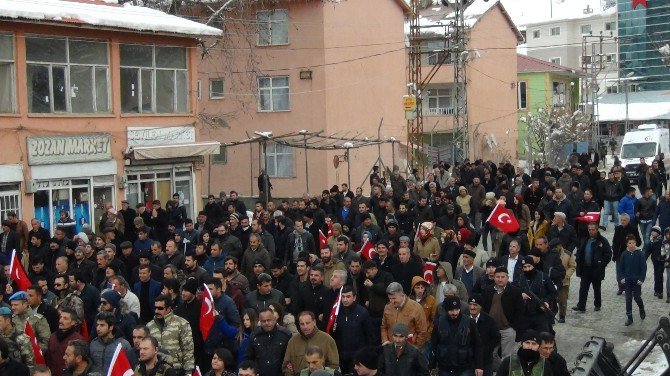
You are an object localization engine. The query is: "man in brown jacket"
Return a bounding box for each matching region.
[283,311,339,376]
[7,212,29,251]
[381,282,428,349]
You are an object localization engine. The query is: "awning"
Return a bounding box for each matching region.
[0,164,23,183]
[131,141,220,160]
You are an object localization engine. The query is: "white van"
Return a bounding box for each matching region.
[620,124,670,180]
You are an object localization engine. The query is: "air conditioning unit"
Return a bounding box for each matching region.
[25,179,37,194]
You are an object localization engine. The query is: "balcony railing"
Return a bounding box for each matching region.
[425,107,455,116]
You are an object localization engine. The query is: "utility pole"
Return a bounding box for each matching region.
[580,32,615,148]
[406,0,423,169]
[452,0,469,163]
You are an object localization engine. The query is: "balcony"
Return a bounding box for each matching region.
[425,107,455,116]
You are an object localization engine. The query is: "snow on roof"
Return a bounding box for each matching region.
[517,54,581,75]
[0,0,222,37]
[597,91,670,122]
[515,0,616,27]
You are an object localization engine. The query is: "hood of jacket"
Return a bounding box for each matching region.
[411,275,428,291]
[438,261,454,283]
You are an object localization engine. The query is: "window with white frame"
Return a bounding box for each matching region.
[552,81,566,106]
[209,78,224,99]
[26,36,110,113]
[518,81,527,109]
[425,88,453,115]
[425,40,451,65]
[550,57,561,65]
[120,44,188,114]
[607,85,619,94]
[580,24,592,34]
[0,34,15,113]
[264,143,293,177]
[0,184,20,221]
[532,30,540,39]
[606,54,617,63]
[212,145,227,164]
[550,27,561,36]
[258,76,289,111]
[605,21,616,31]
[257,10,288,46]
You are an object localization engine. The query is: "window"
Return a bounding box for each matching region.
[264,143,293,177]
[120,44,188,114]
[532,30,540,39]
[25,36,109,113]
[550,27,561,36]
[581,55,592,65]
[0,184,20,221]
[606,54,617,63]
[257,10,288,46]
[517,81,527,109]
[580,24,592,34]
[607,85,619,94]
[605,21,616,31]
[209,79,224,99]
[0,34,15,113]
[550,57,561,65]
[258,76,289,111]
[425,88,453,115]
[552,81,566,106]
[425,40,451,65]
[197,80,201,100]
[211,145,227,164]
[621,142,656,159]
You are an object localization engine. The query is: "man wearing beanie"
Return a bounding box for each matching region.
[468,294,500,376]
[496,329,548,376]
[379,323,428,376]
[430,296,483,376]
[99,289,137,343]
[517,257,556,334]
[352,347,381,376]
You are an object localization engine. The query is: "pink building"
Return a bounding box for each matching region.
[198,0,409,198]
[0,0,220,232]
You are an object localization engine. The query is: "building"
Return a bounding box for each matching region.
[516,54,581,162]
[197,0,409,199]
[0,0,220,233]
[416,0,523,163]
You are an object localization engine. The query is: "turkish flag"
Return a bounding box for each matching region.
[575,212,601,223]
[200,284,215,341]
[9,249,31,291]
[319,230,328,249]
[632,0,647,9]
[25,321,45,365]
[193,366,202,376]
[486,203,519,234]
[326,286,343,334]
[107,343,135,376]
[423,262,437,284]
[327,220,334,238]
[359,239,376,260]
[79,319,89,342]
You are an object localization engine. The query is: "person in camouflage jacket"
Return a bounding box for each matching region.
[0,307,35,370]
[9,291,50,351]
[146,295,194,373]
[54,274,85,322]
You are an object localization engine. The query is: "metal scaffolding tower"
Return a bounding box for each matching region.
[406,0,423,168]
[580,32,616,146]
[451,0,469,163]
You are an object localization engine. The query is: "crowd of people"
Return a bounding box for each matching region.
[1,153,669,376]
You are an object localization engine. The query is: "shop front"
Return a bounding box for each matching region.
[28,134,116,234]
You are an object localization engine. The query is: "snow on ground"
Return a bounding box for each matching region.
[617,339,669,375]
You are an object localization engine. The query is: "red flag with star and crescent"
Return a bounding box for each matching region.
[423,262,437,284]
[359,239,376,260]
[575,212,601,223]
[486,203,519,234]
[200,284,215,341]
[325,286,343,334]
[107,343,135,376]
[319,230,329,249]
[327,219,334,238]
[9,249,31,291]
[632,0,647,9]
[25,321,45,365]
[192,366,202,376]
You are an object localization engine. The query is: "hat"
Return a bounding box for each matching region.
[465,238,478,248]
[8,291,28,301]
[75,232,89,244]
[0,307,10,317]
[521,329,539,343]
[229,213,240,221]
[74,246,87,254]
[652,226,663,235]
[421,222,434,231]
[548,238,563,248]
[485,192,495,200]
[253,259,266,268]
[108,208,118,215]
[485,259,497,268]
[529,248,542,257]
[443,296,461,310]
[100,290,121,310]
[152,199,161,205]
[121,200,129,204]
[182,278,199,295]
[139,251,152,260]
[391,323,409,337]
[387,220,398,228]
[120,241,133,249]
[562,168,570,174]
[134,217,145,226]
[354,347,379,370]
[520,256,534,266]
[376,240,390,249]
[494,266,508,274]
[462,249,476,259]
[66,240,77,250]
[446,204,455,211]
[105,243,116,252]
[468,294,483,306]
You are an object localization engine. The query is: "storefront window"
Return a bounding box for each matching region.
[125,166,194,220]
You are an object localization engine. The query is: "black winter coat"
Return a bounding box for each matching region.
[332,302,371,358]
[379,342,429,376]
[243,326,292,376]
[612,224,641,262]
[576,234,612,280]
[481,283,527,342]
[474,312,500,366]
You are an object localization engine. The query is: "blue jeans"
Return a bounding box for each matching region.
[639,220,652,253]
[624,280,644,318]
[439,370,474,376]
[600,200,619,228]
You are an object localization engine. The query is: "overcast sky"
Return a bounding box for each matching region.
[499,0,612,26]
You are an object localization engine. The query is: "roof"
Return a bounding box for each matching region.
[517,54,582,75]
[598,90,670,122]
[416,0,523,42]
[0,0,222,37]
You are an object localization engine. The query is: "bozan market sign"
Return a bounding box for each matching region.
[27,134,111,165]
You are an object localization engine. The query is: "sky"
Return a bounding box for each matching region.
[498,0,615,26]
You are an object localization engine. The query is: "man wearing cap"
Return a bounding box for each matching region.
[0,305,34,370]
[458,239,490,270]
[517,257,556,334]
[481,267,527,360]
[532,237,566,292]
[456,248,485,295]
[546,212,578,254]
[468,294,500,376]
[46,308,83,376]
[9,291,50,351]
[473,259,498,294]
[352,346,381,376]
[150,200,169,245]
[372,241,397,274]
[496,329,548,376]
[381,282,428,350]
[100,289,137,342]
[430,295,483,376]
[379,323,429,376]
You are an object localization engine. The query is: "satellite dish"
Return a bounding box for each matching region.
[333,155,340,168]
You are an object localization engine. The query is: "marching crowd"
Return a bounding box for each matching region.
[1,152,670,376]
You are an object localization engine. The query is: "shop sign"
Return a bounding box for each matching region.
[27,134,111,165]
[127,126,196,147]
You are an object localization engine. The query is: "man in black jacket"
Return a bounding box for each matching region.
[332,286,371,375]
[573,222,612,312]
[546,212,578,254]
[539,332,570,376]
[469,294,500,376]
[243,308,292,376]
[362,260,393,346]
[611,213,641,294]
[379,323,429,376]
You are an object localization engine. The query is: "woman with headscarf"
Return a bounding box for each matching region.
[414,222,440,261]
